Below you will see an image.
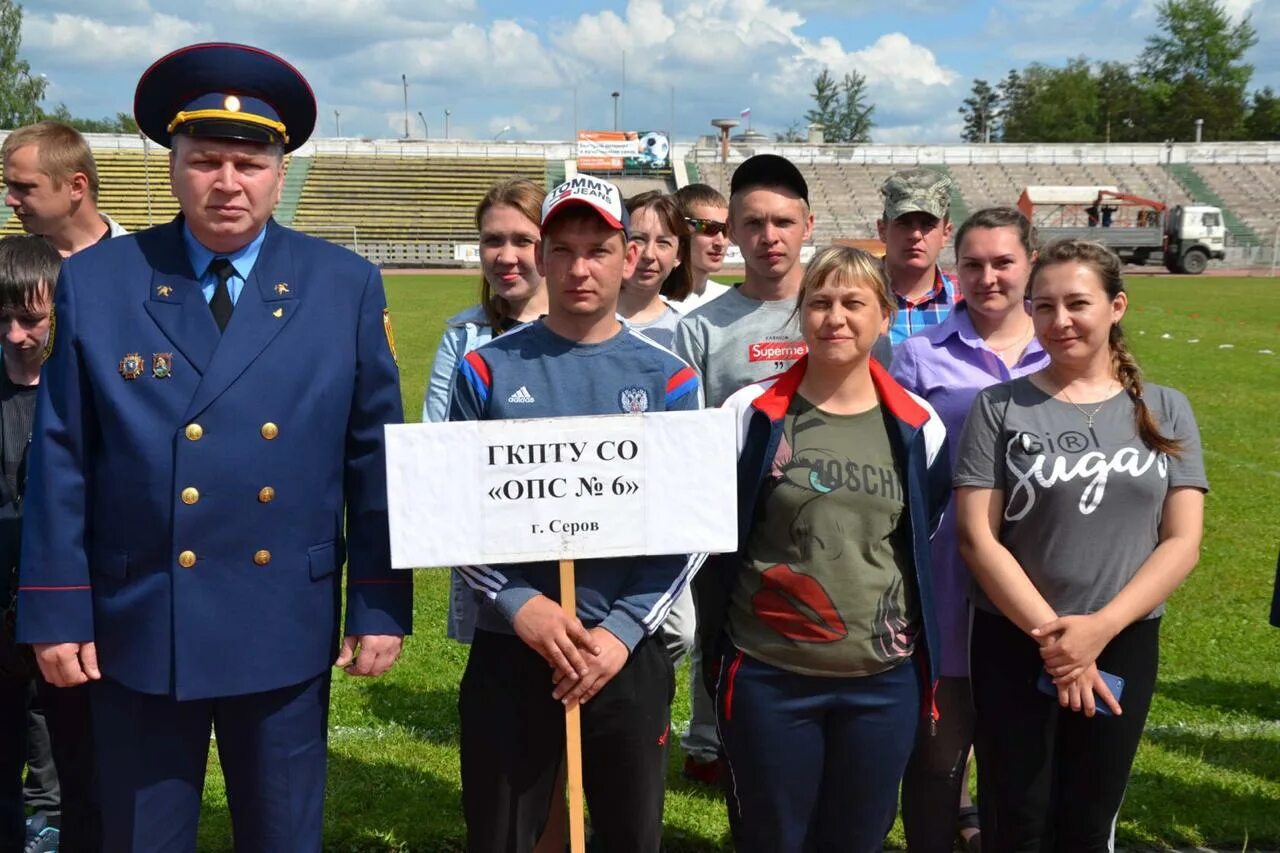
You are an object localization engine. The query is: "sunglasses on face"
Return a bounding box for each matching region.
[685,217,728,237]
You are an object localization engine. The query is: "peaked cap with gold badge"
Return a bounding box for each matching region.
[134,42,316,153]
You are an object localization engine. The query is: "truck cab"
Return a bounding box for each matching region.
[1163,205,1227,274]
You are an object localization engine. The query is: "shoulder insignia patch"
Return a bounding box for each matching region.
[41,306,55,363]
[383,308,398,365]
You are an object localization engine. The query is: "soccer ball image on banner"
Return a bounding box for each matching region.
[637,132,670,170]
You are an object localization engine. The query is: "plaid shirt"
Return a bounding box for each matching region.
[889,267,959,347]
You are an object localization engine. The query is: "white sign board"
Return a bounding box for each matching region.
[385,409,739,567]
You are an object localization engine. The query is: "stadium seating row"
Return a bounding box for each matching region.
[3,150,1274,252]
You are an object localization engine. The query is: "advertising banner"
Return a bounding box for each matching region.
[576,130,671,173]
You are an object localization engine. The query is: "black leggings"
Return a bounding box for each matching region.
[901,675,975,852]
[970,609,1159,853]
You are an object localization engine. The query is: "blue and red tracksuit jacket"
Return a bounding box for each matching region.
[695,355,952,729]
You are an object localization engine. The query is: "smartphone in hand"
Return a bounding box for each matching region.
[1037,669,1125,716]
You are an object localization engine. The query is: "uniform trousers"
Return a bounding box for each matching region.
[460,629,673,853]
[40,679,99,852]
[716,649,920,853]
[91,672,330,853]
[971,609,1159,853]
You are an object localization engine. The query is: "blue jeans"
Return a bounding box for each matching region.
[716,649,921,853]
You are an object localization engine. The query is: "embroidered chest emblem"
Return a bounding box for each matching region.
[619,387,649,413]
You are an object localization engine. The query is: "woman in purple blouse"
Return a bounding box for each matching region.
[890,207,1048,853]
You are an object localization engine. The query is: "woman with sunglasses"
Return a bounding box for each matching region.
[619,191,685,349]
[710,246,949,851]
[664,183,731,313]
[890,207,1048,853]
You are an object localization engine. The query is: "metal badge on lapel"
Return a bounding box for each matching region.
[152,352,173,378]
[272,307,284,318]
[274,282,290,295]
[383,308,398,365]
[156,284,173,298]
[119,352,144,379]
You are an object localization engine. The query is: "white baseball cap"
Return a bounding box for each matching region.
[541,175,630,233]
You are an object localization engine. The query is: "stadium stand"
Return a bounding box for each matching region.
[1,134,1272,266]
[1179,163,1276,246]
[289,154,545,250]
[693,160,1204,247]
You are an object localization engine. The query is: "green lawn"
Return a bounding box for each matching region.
[196,274,1280,851]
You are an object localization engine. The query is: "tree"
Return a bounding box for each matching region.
[802,68,875,144]
[1001,61,1100,143]
[959,79,1000,143]
[835,71,874,143]
[46,103,138,134]
[0,0,47,128]
[1137,0,1257,140]
[996,69,1024,139]
[774,121,805,143]
[1094,61,1154,142]
[804,69,840,141]
[1245,87,1280,140]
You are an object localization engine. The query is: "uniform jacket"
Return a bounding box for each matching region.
[16,216,412,700]
[696,356,950,722]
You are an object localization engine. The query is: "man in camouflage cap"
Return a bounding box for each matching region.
[877,167,959,346]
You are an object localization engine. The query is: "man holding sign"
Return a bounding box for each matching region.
[450,175,701,852]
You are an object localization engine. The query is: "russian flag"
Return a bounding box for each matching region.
[665,366,698,405]
[460,351,492,405]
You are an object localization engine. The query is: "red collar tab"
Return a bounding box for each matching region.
[750,356,929,430]
[750,357,808,421]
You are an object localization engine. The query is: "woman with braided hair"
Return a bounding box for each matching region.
[953,238,1207,850]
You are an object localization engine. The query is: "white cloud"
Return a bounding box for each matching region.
[220,0,474,57]
[22,12,208,68]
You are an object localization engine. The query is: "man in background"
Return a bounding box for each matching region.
[3,122,126,257]
[877,167,958,346]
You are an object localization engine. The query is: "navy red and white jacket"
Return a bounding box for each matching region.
[696,355,951,724]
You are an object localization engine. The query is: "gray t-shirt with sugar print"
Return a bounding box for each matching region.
[954,377,1207,618]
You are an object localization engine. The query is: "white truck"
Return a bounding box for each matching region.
[1016,186,1227,275]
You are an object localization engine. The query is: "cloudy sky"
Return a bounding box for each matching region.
[19,0,1278,144]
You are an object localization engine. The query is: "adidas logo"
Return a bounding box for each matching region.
[507,386,536,404]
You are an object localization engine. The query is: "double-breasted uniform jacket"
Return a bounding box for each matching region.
[16,216,412,700]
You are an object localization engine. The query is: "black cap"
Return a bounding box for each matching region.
[135,43,316,153]
[730,154,809,203]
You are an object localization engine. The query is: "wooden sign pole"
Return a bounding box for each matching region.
[559,558,587,853]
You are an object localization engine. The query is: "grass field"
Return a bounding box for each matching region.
[194,274,1280,851]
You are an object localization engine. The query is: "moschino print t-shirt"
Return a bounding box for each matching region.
[954,377,1208,619]
[730,398,918,677]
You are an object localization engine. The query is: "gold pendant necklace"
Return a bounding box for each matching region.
[1060,384,1112,428]
[988,320,1034,354]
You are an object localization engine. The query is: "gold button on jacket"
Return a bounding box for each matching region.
[180,487,199,505]
[178,550,196,568]
[253,550,272,566]
[260,422,279,440]
[258,487,275,503]
[185,423,203,441]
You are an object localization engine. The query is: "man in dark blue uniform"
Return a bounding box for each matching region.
[15,43,412,850]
